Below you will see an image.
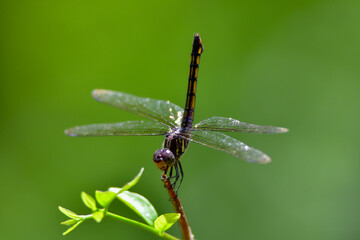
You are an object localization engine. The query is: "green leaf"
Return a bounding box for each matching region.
[95,190,117,208]
[81,192,97,211]
[62,220,82,235]
[92,210,104,223]
[154,213,181,233]
[109,188,158,226]
[120,168,144,193]
[61,219,78,226]
[58,206,80,219]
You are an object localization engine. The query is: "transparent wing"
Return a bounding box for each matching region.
[194,117,288,133]
[65,121,169,137]
[180,130,271,164]
[92,89,184,127]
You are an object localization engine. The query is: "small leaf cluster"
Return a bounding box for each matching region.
[59,168,180,239]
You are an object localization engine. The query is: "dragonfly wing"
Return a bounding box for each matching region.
[194,117,288,133]
[181,130,271,164]
[92,89,184,127]
[65,121,169,137]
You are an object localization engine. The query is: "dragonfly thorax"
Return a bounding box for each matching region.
[163,127,190,160]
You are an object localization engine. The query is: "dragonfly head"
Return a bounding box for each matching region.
[153,148,175,171]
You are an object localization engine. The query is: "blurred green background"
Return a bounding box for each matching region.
[1,0,359,239]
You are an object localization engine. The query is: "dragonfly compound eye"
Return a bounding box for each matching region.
[153,148,175,171]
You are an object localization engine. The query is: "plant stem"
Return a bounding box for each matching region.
[106,211,179,240]
[161,174,194,240]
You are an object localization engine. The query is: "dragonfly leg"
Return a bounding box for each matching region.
[169,166,174,179]
[167,166,177,180]
[171,162,180,190]
[163,166,169,177]
[175,161,184,193]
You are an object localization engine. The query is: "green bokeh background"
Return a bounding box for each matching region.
[1,1,359,239]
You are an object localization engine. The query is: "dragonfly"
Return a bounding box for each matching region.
[65,34,288,191]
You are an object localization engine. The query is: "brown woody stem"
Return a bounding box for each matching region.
[161,173,194,240]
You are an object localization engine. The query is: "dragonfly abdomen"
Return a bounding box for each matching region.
[181,34,204,130]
